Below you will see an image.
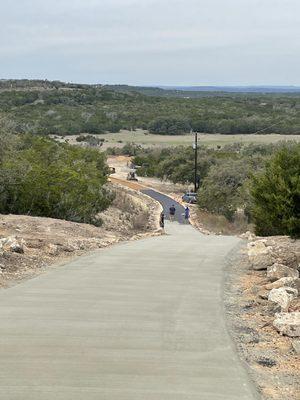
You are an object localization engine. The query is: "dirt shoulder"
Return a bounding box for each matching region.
[224,237,300,400]
[0,183,162,289]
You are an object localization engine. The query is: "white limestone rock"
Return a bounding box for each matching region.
[267,263,299,282]
[273,312,300,337]
[268,287,298,312]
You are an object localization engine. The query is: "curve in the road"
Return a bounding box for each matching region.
[142,188,187,224]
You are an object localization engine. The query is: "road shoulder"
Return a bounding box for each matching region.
[224,242,299,400]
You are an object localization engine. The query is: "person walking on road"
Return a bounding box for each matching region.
[184,206,190,223]
[160,211,165,228]
[169,205,176,222]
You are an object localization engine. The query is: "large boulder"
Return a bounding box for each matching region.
[247,240,268,254]
[268,287,298,312]
[273,247,298,270]
[267,263,299,282]
[251,253,274,270]
[265,277,299,290]
[273,312,300,337]
[247,241,274,270]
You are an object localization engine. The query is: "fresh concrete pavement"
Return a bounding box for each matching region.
[0,196,259,399]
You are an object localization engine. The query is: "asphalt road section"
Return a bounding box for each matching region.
[0,199,258,399]
[142,188,186,224]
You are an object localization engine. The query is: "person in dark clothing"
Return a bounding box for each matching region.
[160,211,165,228]
[169,205,176,222]
[184,206,190,223]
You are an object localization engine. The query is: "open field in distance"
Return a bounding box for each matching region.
[61,129,300,149]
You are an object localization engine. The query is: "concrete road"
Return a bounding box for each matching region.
[0,205,258,399]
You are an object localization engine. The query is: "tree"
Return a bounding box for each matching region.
[0,117,18,163]
[0,135,113,225]
[197,159,254,220]
[148,117,191,135]
[250,144,300,237]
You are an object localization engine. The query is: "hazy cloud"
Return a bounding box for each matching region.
[0,0,299,85]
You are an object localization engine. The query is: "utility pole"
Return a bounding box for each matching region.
[193,130,198,193]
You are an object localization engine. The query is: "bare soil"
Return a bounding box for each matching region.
[0,184,162,289]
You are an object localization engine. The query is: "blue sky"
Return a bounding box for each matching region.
[0,0,299,85]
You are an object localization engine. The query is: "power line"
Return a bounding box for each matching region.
[253,121,282,135]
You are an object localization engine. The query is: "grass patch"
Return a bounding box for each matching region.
[192,208,254,235]
[96,130,300,149]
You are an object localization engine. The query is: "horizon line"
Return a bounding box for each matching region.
[1,78,300,88]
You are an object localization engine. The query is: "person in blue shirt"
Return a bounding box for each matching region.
[184,206,190,223]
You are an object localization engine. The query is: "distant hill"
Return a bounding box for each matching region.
[104,84,300,98]
[1,79,300,97]
[0,79,91,91]
[159,86,300,93]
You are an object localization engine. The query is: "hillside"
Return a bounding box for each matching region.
[105,84,300,97]
[0,184,162,288]
[0,79,299,136]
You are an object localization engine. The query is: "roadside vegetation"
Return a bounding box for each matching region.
[127,141,300,237]
[251,145,300,237]
[0,79,299,136]
[0,132,112,225]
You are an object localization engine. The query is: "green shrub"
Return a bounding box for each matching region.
[197,159,253,220]
[76,135,86,142]
[0,135,113,225]
[250,144,300,237]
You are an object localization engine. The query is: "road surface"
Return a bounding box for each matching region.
[142,189,187,223]
[0,193,258,399]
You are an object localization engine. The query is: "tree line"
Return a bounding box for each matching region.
[0,86,299,136]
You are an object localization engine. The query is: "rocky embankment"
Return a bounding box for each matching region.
[246,236,299,338]
[0,184,162,288]
[225,233,300,400]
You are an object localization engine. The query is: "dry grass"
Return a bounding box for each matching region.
[53,130,300,150]
[132,211,150,230]
[106,185,155,232]
[104,130,300,148]
[191,207,254,235]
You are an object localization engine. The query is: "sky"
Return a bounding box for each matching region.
[0,0,299,86]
